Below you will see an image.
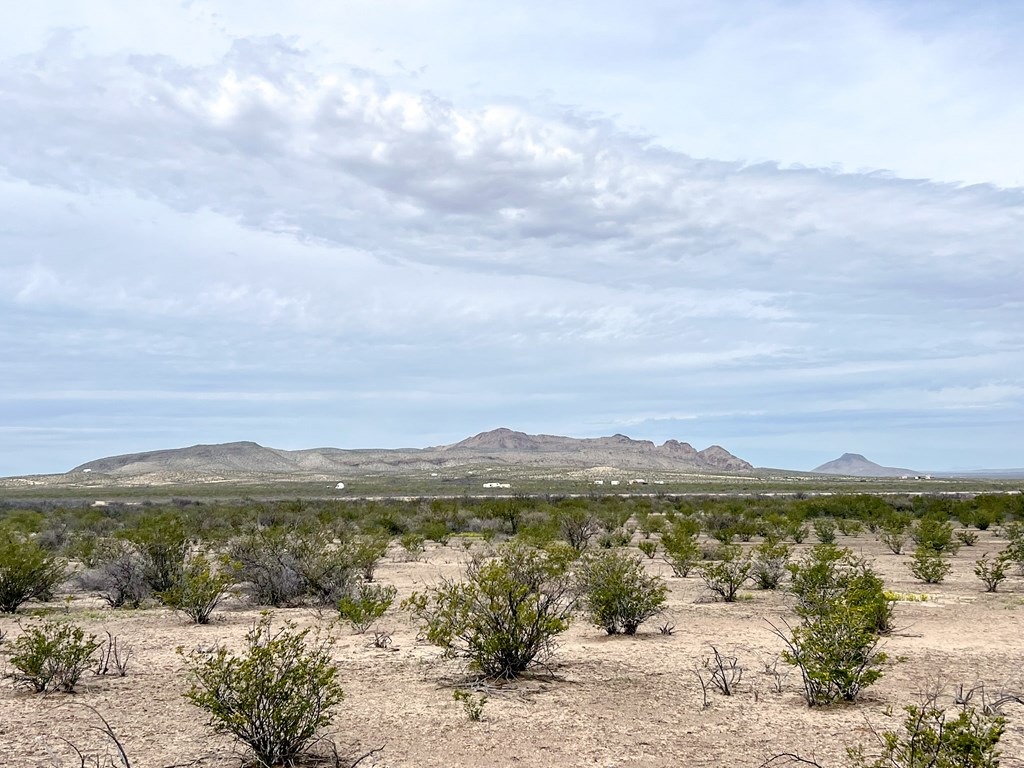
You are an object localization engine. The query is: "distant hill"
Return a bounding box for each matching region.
[64,428,753,484]
[812,453,918,478]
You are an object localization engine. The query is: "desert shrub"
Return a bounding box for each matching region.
[1003,522,1024,570]
[94,630,133,677]
[638,513,664,538]
[403,542,576,678]
[849,700,1005,768]
[775,607,886,706]
[637,540,658,559]
[597,529,632,549]
[696,645,743,707]
[78,539,149,609]
[399,532,426,559]
[183,616,343,768]
[660,517,701,576]
[418,519,450,546]
[577,550,667,635]
[788,544,894,635]
[159,554,235,624]
[0,531,66,613]
[337,582,397,633]
[751,540,791,590]
[812,518,837,544]
[775,545,891,706]
[973,552,1010,593]
[453,689,487,721]
[292,531,355,607]
[8,620,101,692]
[557,507,601,552]
[230,528,353,608]
[908,547,952,584]
[119,512,190,593]
[787,521,809,544]
[955,529,979,547]
[662,533,701,577]
[880,528,909,555]
[698,544,751,602]
[64,530,104,568]
[836,518,864,537]
[229,528,305,607]
[350,535,389,582]
[911,517,959,555]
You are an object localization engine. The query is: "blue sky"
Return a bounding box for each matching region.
[1,1,1022,475]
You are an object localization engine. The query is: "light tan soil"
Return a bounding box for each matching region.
[2,533,1023,767]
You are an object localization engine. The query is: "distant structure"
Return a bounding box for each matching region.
[628,478,647,485]
[482,482,511,489]
[594,479,604,485]
[334,482,345,490]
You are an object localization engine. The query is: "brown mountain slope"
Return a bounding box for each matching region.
[69,428,752,479]
[812,452,918,477]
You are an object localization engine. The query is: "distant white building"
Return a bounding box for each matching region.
[482,482,511,489]
[609,480,620,486]
[594,479,604,485]
[628,478,647,485]
[335,482,346,490]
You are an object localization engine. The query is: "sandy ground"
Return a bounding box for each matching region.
[2,531,1023,768]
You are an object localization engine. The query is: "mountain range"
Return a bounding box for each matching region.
[66,428,753,483]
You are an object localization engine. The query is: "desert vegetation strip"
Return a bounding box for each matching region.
[0,490,1023,765]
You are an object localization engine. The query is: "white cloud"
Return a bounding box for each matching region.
[0,11,1022,475]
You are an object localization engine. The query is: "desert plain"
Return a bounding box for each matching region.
[2,520,1023,768]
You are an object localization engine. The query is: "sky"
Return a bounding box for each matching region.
[1,0,1022,476]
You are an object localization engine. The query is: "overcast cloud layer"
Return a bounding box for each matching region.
[2,1,1022,475]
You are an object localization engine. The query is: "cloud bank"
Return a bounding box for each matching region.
[1,15,1022,475]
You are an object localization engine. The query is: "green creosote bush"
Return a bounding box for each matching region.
[751,540,792,590]
[880,528,910,555]
[577,549,667,635]
[698,544,752,602]
[182,615,343,768]
[8,619,101,693]
[788,544,894,635]
[399,532,426,559]
[452,689,487,721]
[836,518,864,537]
[772,544,891,706]
[1000,522,1024,572]
[911,517,959,555]
[291,530,356,607]
[597,529,631,549]
[955,529,980,547]
[908,547,952,584]
[812,518,838,545]
[403,542,577,678]
[350,535,390,582]
[849,701,1005,768]
[337,582,397,634]
[767,698,1006,768]
[973,552,1010,593]
[159,554,235,624]
[637,540,658,559]
[119,512,190,593]
[662,533,701,577]
[0,530,66,614]
[787,521,810,544]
